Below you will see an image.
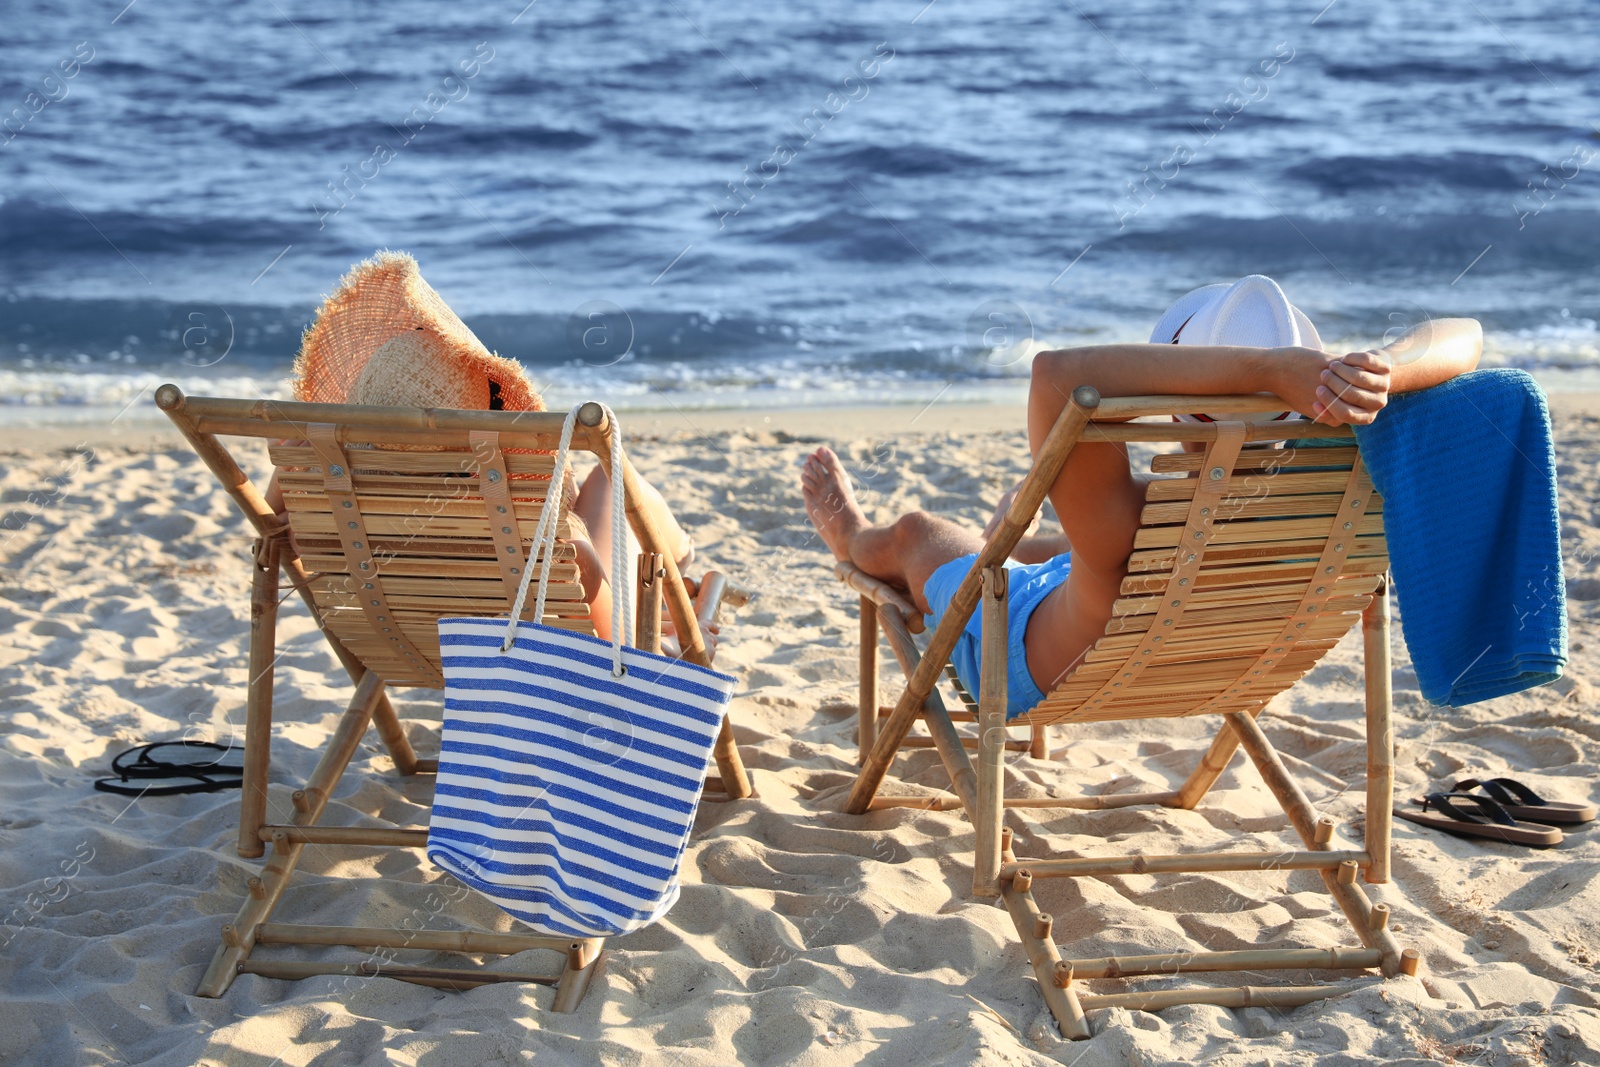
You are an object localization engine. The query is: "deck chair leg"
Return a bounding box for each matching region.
[370,687,420,776]
[1224,711,1407,977]
[1029,723,1050,759]
[859,596,879,766]
[239,535,281,860]
[1363,579,1393,884]
[551,940,605,1013]
[873,606,980,815]
[1172,714,1255,810]
[974,566,1009,898]
[1000,831,1091,1039]
[197,673,387,997]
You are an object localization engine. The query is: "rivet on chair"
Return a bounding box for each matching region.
[352,541,363,549]
[1192,530,1204,540]
[1334,543,1344,551]
[358,562,369,570]
[1200,507,1210,516]
[498,505,508,513]
[1163,619,1173,626]
[1343,521,1354,530]
[1350,499,1361,508]
[364,583,374,590]
[1177,578,1189,586]
[330,464,345,477]
[487,470,502,482]
[1209,467,1224,480]
[1316,586,1326,594]
[506,546,516,554]
[341,500,353,509]
[371,599,381,606]
[1152,636,1162,642]
[1325,565,1335,573]
[348,521,358,530]
[1186,554,1196,563]
[1171,599,1181,607]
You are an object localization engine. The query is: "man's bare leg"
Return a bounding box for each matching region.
[801,447,981,614]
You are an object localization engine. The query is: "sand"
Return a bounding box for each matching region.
[2,401,1600,1066]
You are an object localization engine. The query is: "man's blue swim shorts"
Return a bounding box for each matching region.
[920,551,1073,720]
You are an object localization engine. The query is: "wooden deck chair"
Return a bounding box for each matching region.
[837,387,1418,1038]
[155,385,752,1011]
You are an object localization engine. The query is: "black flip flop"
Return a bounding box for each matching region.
[1454,777,1598,825]
[93,740,245,797]
[1395,792,1563,848]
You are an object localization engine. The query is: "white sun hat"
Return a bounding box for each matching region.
[1149,275,1323,423]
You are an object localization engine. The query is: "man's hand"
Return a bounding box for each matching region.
[1315,349,1391,425]
[1270,347,1391,426]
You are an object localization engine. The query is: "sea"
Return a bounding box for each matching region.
[2,0,1598,427]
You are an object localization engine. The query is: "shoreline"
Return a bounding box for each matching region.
[4,391,1599,452]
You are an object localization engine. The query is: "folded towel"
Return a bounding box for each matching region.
[1353,369,1566,706]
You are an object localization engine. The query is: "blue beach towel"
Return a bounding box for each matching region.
[1352,369,1566,706]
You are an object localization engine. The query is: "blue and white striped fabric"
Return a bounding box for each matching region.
[429,616,736,938]
[427,402,735,939]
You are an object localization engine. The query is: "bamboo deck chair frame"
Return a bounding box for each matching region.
[837,386,1419,1038]
[155,385,752,1010]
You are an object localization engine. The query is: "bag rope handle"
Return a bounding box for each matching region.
[501,403,632,678]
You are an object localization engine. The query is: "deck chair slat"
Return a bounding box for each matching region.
[1144,468,1370,502]
[277,473,557,499]
[1089,611,1360,656]
[301,551,575,579]
[270,445,558,476]
[1133,512,1385,551]
[295,534,576,561]
[1104,594,1372,634]
[287,511,568,540]
[315,571,581,597]
[1119,557,1387,595]
[1128,534,1387,571]
[284,493,559,521]
[314,586,587,611]
[1149,446,1360,473]
[1111,574,1383,618]
[1140,492,1383,526]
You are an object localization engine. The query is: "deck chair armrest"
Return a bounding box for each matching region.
[835,561,925,634]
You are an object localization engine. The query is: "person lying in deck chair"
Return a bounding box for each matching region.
[266,251,705,650]
[801,275,1482,715]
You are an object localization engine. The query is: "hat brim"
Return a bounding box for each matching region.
[293,251,544,413]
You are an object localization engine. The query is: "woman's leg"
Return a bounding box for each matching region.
[573,464,695,576]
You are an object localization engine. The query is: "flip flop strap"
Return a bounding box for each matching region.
[1422,791,1519,827]
[110,741,244,780]
[1456,777,1547,808]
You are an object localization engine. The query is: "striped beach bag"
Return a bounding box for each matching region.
[428,404,736,938]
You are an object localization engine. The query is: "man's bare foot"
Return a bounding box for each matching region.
[800,446,870,561]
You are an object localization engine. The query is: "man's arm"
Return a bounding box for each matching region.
[1031,316,1482,427]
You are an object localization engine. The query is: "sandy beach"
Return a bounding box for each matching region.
[3,399,1600,1066]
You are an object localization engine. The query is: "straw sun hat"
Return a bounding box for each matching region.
[1149,274,1323,424]
[293,251,543,413]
